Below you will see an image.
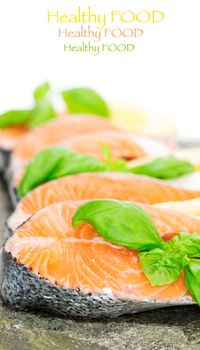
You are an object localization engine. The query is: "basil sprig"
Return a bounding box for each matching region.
[102,146,194,179]
[18,143,196,198]
[18,147,108,198]
[62,87,110,118]
[72,199,200,306]
[0,85,110,129]
[168,232,200,257]
[0,82,56,129]
[140,233,200,287]
[130,156,194,179]
[139,248,184,286]
[18,145,129,197]
[101,143,128,172]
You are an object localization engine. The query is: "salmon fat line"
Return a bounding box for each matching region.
[47,7,165,30]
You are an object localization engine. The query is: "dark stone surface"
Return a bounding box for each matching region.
[1,177,200,350]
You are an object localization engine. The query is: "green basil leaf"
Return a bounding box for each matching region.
[72,199,165,250]
[62,87,110,118]
[49,149,106,179]
[0,110,32,128]
[29,99,56,128]
[0,82,52,129]
[101,143,128,172]
[107,158,128,172]
[139,248,184,286]
[185,258,200,306]
[129,156,193,179]
[101,143,112,162]
[33,82,51,101]
[169,233,200,258]
[18,147,107,197]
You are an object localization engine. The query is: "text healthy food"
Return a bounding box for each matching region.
[73,199,200,306]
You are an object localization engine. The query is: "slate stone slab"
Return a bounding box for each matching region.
[0,177,200,350]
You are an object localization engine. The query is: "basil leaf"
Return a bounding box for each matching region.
[29,99,56,128]
[101,143,128,172]
[129,156,193,179]
[62,87,110,118]
[107,159,128,172]
[169,233,200,258]
[72,199,164,250]
[0,110,32,128]
[185,258,200,306]
[0,82,52,129]
[18,147,107,197]
[33,82,51,101]
[49,149,106,178]
[139,248,184,286]
[101,143,112,162]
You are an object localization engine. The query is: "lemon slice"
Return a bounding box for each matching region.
[155,198,200,218]
[110,102,176,138]
[195,165,200,171]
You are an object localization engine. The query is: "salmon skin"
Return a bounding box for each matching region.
[0,149,10,173]
[8,172,200,232]
[0,251,193,319]
[1,200,198,318]
[0,126,29,171]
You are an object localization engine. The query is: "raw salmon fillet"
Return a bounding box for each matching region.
[2,200,197,318]
[64,130,147,160]
[0,111,70,153]
[0,125,29,151]
[8,172,200,231]
[11,115,117,168]
[10,129,147,188]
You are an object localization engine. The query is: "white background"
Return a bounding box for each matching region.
[0,0,199,139]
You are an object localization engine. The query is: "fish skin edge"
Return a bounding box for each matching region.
[0,249,194,319]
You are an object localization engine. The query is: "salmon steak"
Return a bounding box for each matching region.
[64,130,147,161]
[0,125,29,152]
[0,125,29,170]
[10,129,147,189]
[8,172,200,231]
[1,200,198,318]
[10,115,118,171]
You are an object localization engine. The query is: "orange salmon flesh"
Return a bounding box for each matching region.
[11,129,147,187]
[63,130,147,161]
[6,200,200,301]
[8,172,200,231]
[0,125,29,151]
[11,115,118,165]
[8,173,200,229]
